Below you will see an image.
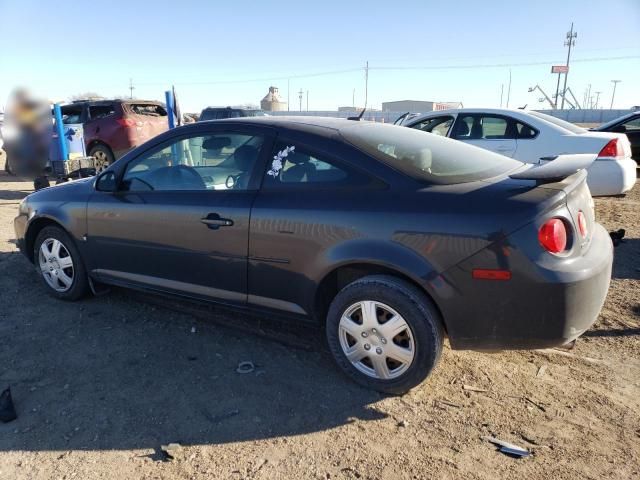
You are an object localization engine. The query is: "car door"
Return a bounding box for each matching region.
[451,114,517,157]
[248,136,382,316]
[86,124,273,305]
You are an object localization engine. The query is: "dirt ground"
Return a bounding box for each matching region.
[0,169,638,480]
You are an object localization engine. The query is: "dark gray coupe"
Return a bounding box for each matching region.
[14,117,613,393]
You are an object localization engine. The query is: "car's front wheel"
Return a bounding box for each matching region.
[34,226,89,300]
[326,275,444,394]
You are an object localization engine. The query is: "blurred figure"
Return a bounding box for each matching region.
[3,88,52,189]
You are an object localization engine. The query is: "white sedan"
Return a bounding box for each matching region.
[398,108,637,196]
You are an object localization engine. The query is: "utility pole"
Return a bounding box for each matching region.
[306,90,309,112]
[364,61,369,109]
[352,88,355,108]
[594,91,601,109]
[610,80,621,109]
[129,78,135,99]
[500,84,504,108]
[506,69,512,108]
[298,89,303,112]
[287,79,290,112]
[560,23,577,109]
[554,70,562,109]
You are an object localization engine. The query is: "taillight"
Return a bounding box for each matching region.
[577,211,588,239]
[597,138,624,159]
[538,218,567,254]
[117,118,136,127]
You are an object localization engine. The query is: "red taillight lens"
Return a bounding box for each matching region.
[538,218,567,254]
[577,211,588,239]
[117,118,136,127]
[597,138,624,159]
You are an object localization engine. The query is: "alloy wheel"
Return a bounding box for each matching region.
[93,150,110,173]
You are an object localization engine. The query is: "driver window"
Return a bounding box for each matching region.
[122,132,264,191]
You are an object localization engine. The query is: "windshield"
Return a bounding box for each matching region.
[341,122,523,185]
[528,111,586,134]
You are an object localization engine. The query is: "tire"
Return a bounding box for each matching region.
[326,275,444,394]
[89,144,114,173]
[33,226,89,301]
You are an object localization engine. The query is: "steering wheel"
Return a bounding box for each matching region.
[170,164,205,188]
[127,177,155,191]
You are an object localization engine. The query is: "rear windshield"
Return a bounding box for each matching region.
[340,122,523,185]
[528,111,585,134]
[128,104,167,117]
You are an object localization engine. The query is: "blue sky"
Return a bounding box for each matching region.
[1,0,638,112]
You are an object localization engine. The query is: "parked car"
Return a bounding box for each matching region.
[14,117,613,393]
[60,100,169,172]
[399,108,637,196]
[591,112,640,162]
[199,106,268,121]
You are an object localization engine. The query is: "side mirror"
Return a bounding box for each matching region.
[95,171,117,192]
[612,125,627,133]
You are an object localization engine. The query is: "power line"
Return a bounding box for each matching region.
[98,55,638,90]
[370,55,638,71]
[560,23,577,109]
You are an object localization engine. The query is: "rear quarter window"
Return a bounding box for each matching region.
[128,104,167,117]
[341,123,523,185]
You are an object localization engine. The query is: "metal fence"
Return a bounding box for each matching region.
[533,109,632,124]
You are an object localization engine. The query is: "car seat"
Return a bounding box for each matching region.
[233,145,258,189]
[281,151,316,183]
[452,119,470,138]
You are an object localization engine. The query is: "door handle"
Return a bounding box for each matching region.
[201,213,233,229]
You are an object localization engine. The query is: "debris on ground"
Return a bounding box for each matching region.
[397,419,409,427]
[524,396,546,412]
[236,361,255,374]
[190,326,196,333]
[436,399,462,409]
[484,436,531,458]
[160,443,183,460]
[536,365,547,378]
[0,387,17,423]
[463,384,488,393]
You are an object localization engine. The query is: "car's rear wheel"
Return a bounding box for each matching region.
[89,144,114,173]
[326,275,444,394]
[34,226,89,301]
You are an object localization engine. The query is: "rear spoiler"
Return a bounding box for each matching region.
[509,154,597,184]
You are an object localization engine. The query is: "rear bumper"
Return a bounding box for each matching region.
[440,223,613,350]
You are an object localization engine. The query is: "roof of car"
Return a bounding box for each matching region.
[66,99,163,106]
[408,107,534,117]
[197,115,369,133]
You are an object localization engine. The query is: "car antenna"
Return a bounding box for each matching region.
[347,107,366,121]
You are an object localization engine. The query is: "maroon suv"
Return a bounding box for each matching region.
[60,100,169,171]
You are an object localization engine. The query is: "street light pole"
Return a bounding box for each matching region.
[610,80,621,109]
[560,23,577,110]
